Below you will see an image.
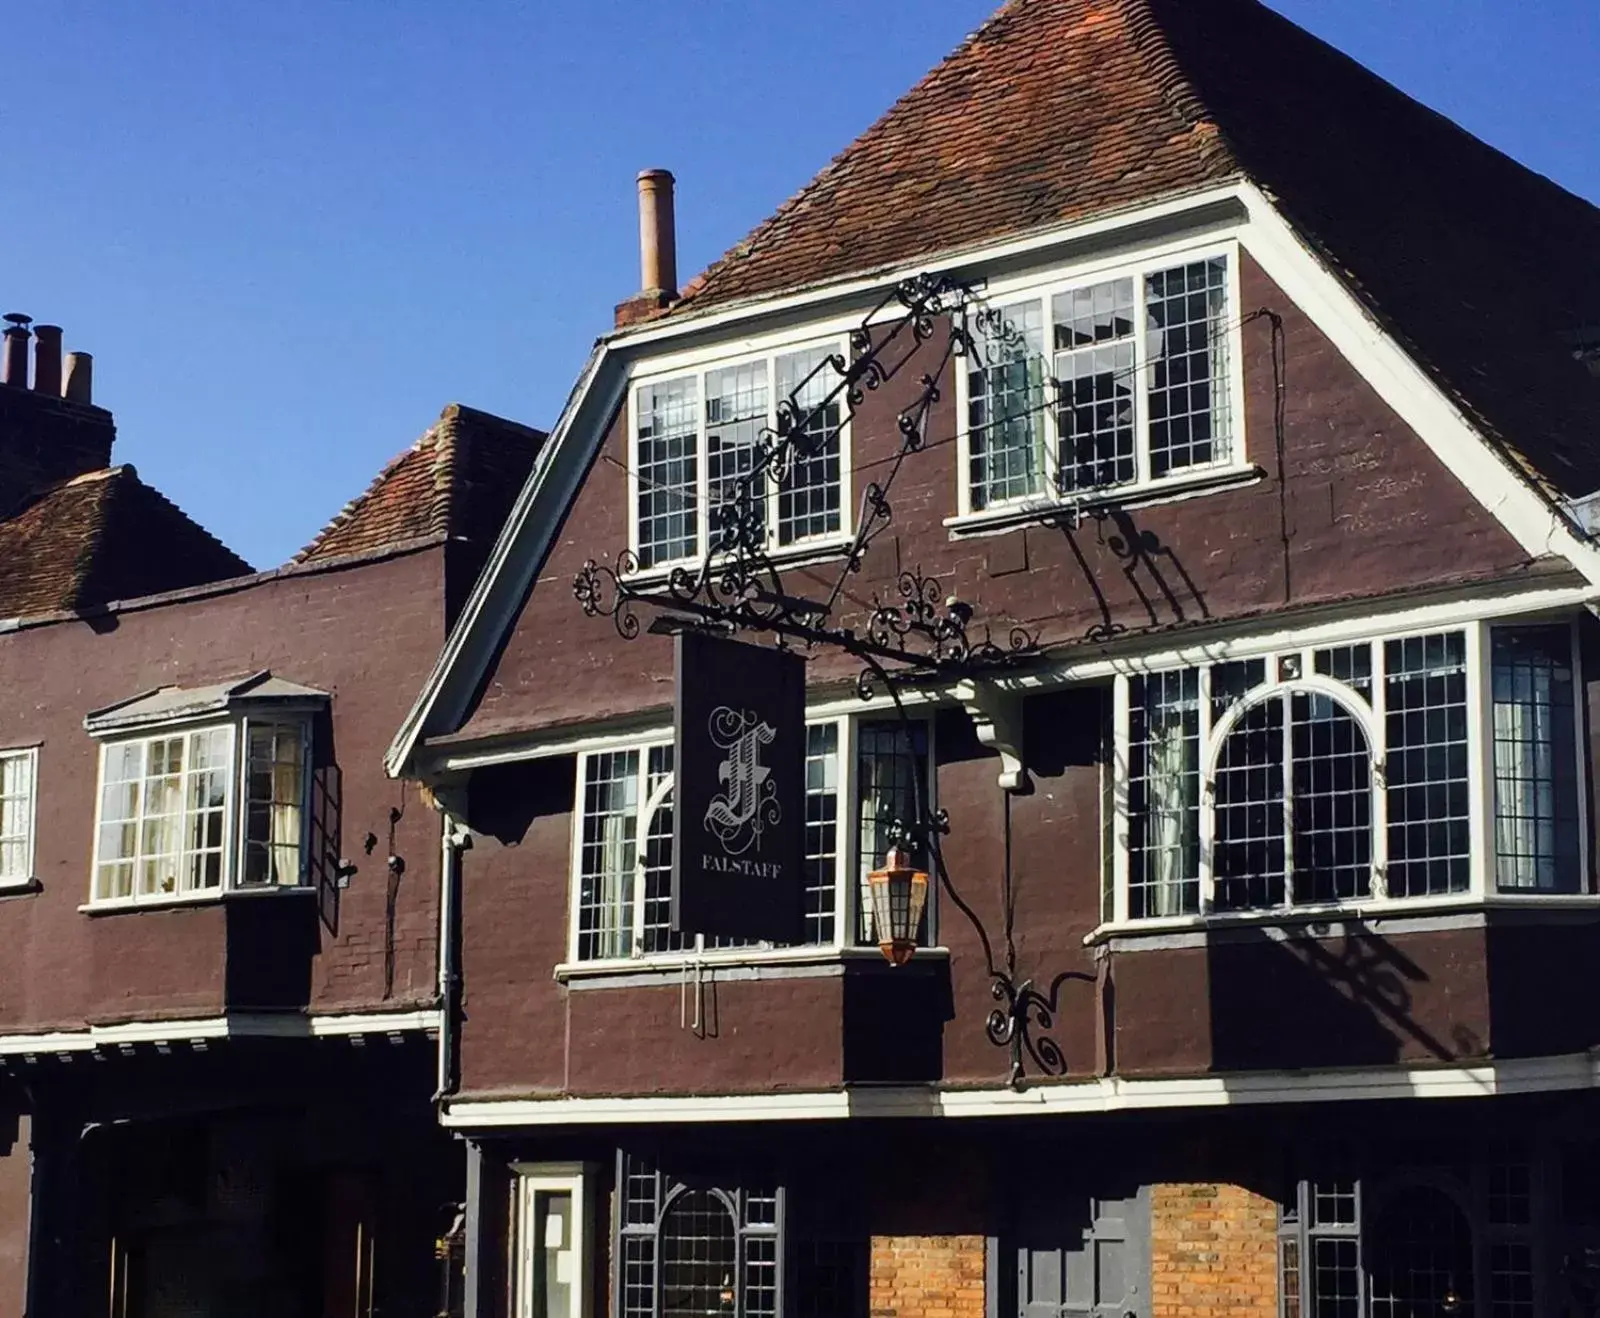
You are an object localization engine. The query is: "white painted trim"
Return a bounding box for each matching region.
[1238,184,1600,575]
[512,1165,597,1318]
[0,1009,442,1056]
[440,1050,1600,1128]
[610,186,1250,350]
[995,585,1600,690]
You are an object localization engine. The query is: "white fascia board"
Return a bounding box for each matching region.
[608,184,1249,351]
[439,1051,1600,1128]
[385,342,619,778]
[1238,183,1600,579]
[0,1009,442,1055]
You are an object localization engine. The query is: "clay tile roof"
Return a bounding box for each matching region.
[293,404,548,565]
[675,0,1600,494]
[0,466,253,620]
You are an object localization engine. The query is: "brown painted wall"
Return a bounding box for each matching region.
[462,247,1530,736]
[0,548,450,1033]
[0,1116,28,1317]
[449,244,1557,1099]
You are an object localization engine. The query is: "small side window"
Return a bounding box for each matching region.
[0,747,38,887]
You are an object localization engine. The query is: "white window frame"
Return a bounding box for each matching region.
[1108,614,1593,930]
[0,746,39,890]
[952,237,1250,523]
[513,1163,595,1318]
[564,712,936,967]
[87,714,313,909]
[626,335,855,576]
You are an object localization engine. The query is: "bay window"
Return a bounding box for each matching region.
[632,342,847,571]
[570,715,930,963]
[85,676,324,907]
[964,250,1239,514]
[1117,620,1587,922]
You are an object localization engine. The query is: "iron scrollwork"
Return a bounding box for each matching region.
[575,269,1070,1083]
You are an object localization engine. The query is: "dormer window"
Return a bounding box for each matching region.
[962,250,1241,516]
[85,673,324,907]
[631,342,848,571]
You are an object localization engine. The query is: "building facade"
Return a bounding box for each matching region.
[389,1,1600,1316]
[0,314,544,1315]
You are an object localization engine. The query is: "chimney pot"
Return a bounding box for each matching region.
[637,168,678,301]
[63,351,93,404]
[2,313,31,388]
[32,325,62,397]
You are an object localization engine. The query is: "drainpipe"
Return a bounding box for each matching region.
[435,815,468,1104]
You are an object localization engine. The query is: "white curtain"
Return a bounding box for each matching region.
[1145,714,1190,917]
[1494,691,1555,891]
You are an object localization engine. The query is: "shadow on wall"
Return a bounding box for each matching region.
[1207,924,1484,1071]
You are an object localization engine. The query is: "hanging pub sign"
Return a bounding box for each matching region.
[672,629,806,943]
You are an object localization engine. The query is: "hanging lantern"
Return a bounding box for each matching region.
[867,847,929,966]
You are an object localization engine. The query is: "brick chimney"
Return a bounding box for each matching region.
[0,311,115,517]
[615,169,680,329]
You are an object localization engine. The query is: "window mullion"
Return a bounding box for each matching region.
[1370,644,1389,900]
[1282,693,1295,908]
[1134,271,1149,486]
[1112,676,1131,925]
[1570,618,1592,894]
[833,718,853,949]
[842,716,861,945]
[1198,666,1216,914]
[1467,621,1494,898]
[632,756,650,957]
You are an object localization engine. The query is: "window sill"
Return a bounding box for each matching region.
[80,884,315,916]
[1084,893,1600,950]
[620,535,857,589]
[554,944,950,987]
[0,877,41,899]
[944,464,1264,538]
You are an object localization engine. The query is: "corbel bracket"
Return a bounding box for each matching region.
[955,678,1027,793]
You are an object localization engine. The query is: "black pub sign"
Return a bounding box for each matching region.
[672,630,806,943]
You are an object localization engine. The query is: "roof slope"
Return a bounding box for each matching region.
[294,404,548,565]
[677,0,1600,493]
[0,466,253,619]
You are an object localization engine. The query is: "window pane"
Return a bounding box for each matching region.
[1492,625,1580,893]
[577,750,639,960]
[639,745,687,956]
[1291,693,1372,904]
[1313,645,1373,701]
[1280,1238,1301,1318]
[530,1190,575,1318]
[777,347,843,545]
[802,723,840,945]
[968,301,1045,510]
[244,725,306,887]
[1311,1238,1360,1318]
[1053,278,1136,493]
[1146,258,1230,476]
[637,377,699,569]
[1214,696,1287,911]
[0,751,33,881]
[706,361,769,555]
[1385,633,1470,897]
[1129,670,1201,918]
[855,720,930,946]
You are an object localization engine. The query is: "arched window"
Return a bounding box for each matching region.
[1211,684,1375,912]
[1367,1184,1475,1318]
[661,1189,738,1318]
[617,1154,781,1318]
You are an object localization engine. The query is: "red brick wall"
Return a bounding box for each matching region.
[1150,1182,1278,1318]
[869,1235,985,1318]
[0,547,449,1031]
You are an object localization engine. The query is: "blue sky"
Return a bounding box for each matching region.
[7,1,1597,568]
